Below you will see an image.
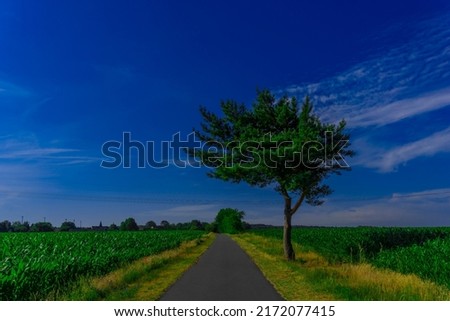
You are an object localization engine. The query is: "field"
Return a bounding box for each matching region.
[3,226,450,301]
[249,227,450,290]
[0,230,206,300]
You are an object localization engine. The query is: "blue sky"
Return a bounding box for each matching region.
[1,0,450,227]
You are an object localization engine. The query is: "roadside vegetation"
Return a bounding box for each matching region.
[233,227,450,300]
[64,233,215,300]
[0,230,207,300]
[3,207,449,301]
[0,209,242,301]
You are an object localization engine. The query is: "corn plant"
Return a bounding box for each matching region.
[0,230,205,300]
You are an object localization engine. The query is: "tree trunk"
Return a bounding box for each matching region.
[283,197,295,261]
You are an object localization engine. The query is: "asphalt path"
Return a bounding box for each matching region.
[160,234,284,301]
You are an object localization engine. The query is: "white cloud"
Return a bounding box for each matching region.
[293,187,450,227]
[0,135,96,164]
[346,87,450,127]
[281,12,450,127]
[0,134,98,214]
[0,147,79,159]
[279,12,450,173]
[353,127,450,172]
[391,188,450,201]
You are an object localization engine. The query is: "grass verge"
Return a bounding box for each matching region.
[61,233,215,300]
[232,233,450,301]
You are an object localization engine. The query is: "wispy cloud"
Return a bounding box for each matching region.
[391,188,450,201]
[281,12,450,127]
[280,12,450,172]
[353,127,450,172]
[212,186,450,227]
[0,162,58,211]
[293,188,450,227]
[0,79,31,98]
[0,77,54,125]
[0,135,97,164]
[0,134,99,213]
[347,87,450,127]
[0,147,78,159]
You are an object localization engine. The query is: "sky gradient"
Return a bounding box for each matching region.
[1,0,450,227]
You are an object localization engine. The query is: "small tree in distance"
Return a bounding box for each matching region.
[30,222,54,232]
[109,223,119,231]
[0,220,11,232]
[60,221,76,232]
[214,208,245,234]
[11,221,30,232]
[144,220,157,230]
[120,217,139,231]
[189,219,203,230]
[191,90,353,260]
[160,220,170,229]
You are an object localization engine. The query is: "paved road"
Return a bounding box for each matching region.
[160,234,284,301]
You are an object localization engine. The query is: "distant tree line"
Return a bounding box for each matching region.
[0,218,220,232]
[0,220,54,232]
[114,218,216,232]
[0,208,251,233]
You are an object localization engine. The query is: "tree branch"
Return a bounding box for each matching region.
[279,185,291,201]
[290,192,305,215]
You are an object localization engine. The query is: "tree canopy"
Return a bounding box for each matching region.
[120,217,139,231]
[30,222,54,232]
[191,90,353,260]
[60,221,76,232]
[214,208,245,234]
[144,220,157,230]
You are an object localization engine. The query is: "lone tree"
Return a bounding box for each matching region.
[190,90,353,260]
[214,208,245,234]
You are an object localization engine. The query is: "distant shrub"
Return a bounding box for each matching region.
[60,221,76,232]
[214,208,245,234]
[120,217,139,231]
[205,222,218,233]
[30,222,54,232]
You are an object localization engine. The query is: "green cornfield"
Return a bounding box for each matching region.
[0,230,205,300]
[249,227,450,289]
